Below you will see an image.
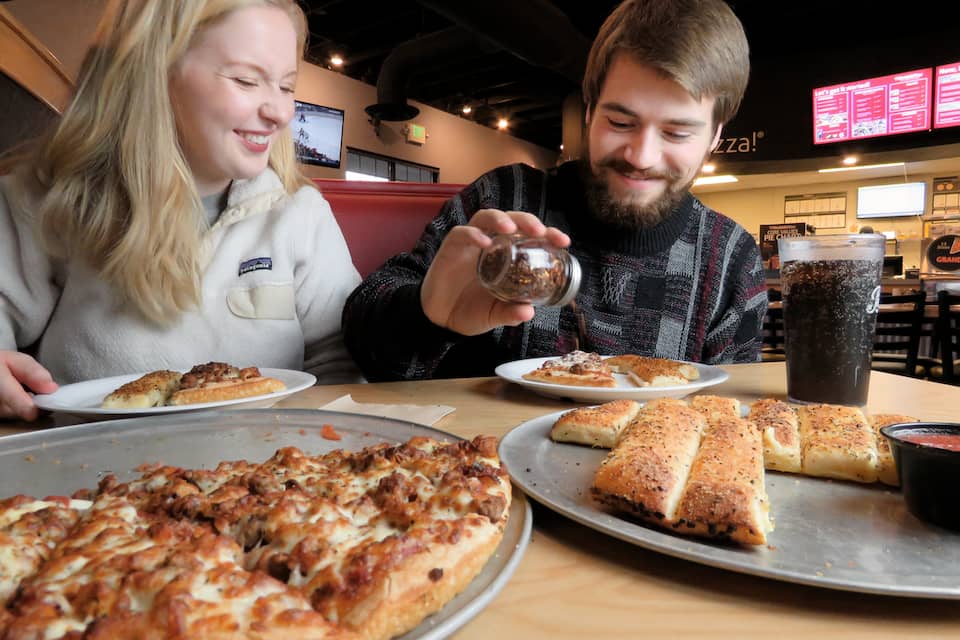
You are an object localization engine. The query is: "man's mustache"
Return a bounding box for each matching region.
[595,157,682,183]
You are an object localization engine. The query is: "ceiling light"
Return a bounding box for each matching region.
[842,155,858,165]
[461,105,472,114]
[818,161,904,173]
[559,143,564,151]
[497,118,509,130]
[701,163,716,174]
[692,175,738,186]
[330,54,344,67]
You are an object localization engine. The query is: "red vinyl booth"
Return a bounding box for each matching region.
[314,179,464,277]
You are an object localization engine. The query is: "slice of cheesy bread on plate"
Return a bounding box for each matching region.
[101,370,182,409]
[605,355,699,387]
[168,363,285,405]
[798,404,878,483]
[868,414,918,486]
[748,398,801,473]
[591,399,706,524]
[689,395,741,423]
[550,400,641,448]
[673,417,772,545]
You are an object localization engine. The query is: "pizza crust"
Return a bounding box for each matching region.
[550,400,641,448]
[168,376,286,405]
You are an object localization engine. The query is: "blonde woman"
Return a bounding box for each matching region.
[0,0,362,420]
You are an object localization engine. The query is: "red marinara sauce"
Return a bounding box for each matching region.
[898,432,960,452]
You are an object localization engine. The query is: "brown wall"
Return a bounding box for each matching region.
[5,0,558,185]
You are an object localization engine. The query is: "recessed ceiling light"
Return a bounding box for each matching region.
[701,163,716,174]
[842,155,858,165]
[818,161,904,173]
[330,54,344,67]
[497,118,509,129]
[461,105,472,114]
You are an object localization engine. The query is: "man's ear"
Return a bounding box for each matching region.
[584,105,593,127]
[709,124,723,152]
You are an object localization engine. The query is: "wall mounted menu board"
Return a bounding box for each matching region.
[934,62,960,129]
[783,192,847,230]
[813,68,932,144]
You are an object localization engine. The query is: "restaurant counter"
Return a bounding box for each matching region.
[3,362,960,638]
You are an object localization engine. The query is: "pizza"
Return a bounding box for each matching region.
[101,362,286,408]
[604,355,700,387]
[521,351,700,389]
[521,350,616,387]
[0,434,511,640]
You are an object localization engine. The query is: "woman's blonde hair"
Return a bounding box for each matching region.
[16,0,311,325]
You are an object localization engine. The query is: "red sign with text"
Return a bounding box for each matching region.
[935,62,960,129]
[812,68,932,144]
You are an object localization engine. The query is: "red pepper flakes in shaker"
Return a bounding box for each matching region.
[476,234,581,306]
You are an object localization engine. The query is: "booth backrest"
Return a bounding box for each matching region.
[315,179,464,277]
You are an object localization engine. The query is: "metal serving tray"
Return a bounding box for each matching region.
[499,410,960,600]
[0,409,532,640]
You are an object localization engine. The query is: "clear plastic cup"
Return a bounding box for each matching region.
[778,234,885,405]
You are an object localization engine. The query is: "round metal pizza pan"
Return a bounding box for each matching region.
[499,410,960,600]
[0,409,532,639]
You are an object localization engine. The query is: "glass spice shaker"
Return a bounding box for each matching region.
[476,233,581,306]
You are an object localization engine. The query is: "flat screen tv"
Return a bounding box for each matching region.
[291,100,344,168]
[856,182,926,219]
[812,68,932,144]
[934,61,960,129]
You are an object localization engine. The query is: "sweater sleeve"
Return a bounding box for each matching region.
[341,169,507,381]
[0,176,60,352]
[703,230,767,364]
[291,187,365,383]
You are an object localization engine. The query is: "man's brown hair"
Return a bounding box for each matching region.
[583,0,750,128]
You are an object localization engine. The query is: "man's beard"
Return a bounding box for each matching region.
[580,156,696,231]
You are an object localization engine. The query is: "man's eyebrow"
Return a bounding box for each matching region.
[598,101,707,128]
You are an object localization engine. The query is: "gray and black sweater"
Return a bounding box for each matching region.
[342,161,767,381]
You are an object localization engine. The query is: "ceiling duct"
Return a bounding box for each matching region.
[365,26,492,122]
[415,0,591,85]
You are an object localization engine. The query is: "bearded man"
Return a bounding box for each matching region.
[341,0,767,381]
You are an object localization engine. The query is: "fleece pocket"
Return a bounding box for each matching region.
[226,283,296,320]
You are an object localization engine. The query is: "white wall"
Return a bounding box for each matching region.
[695,168,960,270]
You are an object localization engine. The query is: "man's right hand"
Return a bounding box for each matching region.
[420,208,570,336]
[0,351,58,421]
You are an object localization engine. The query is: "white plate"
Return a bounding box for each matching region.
[494,356,729,402]
[33,368,316,418]
[499,409,960,599]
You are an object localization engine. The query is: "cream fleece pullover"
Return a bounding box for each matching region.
[0,169,362,384]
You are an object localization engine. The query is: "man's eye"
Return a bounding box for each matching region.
[607,118,631,130]
[234,78,257,87]
[664,131,692,141]
[280,85,295,94]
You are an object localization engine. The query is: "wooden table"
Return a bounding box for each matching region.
[4,362,960,637]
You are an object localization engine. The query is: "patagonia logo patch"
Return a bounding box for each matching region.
[239,257,272,276]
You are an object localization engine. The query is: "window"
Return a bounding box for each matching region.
[346,148,439,183]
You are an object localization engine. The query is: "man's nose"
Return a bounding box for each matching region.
[621,127,661,170]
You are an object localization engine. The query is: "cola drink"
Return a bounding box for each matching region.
[778,235,884,406]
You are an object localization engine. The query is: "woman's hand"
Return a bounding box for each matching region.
[420,209,569,336]
[0,351,58,421]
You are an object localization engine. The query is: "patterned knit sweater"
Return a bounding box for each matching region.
[342,161,767,381]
